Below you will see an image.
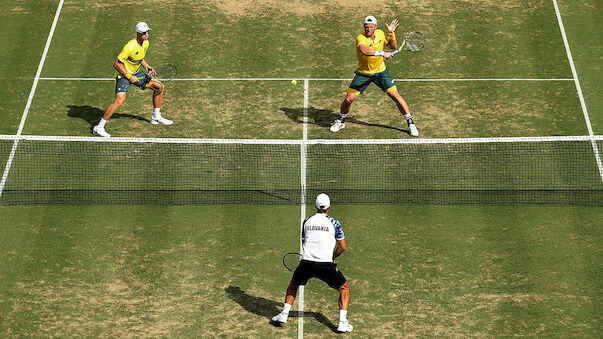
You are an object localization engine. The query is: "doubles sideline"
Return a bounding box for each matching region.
[0,0,64,199]
[552,0,603,189]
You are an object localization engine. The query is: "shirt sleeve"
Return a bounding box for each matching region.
[356,34,366,47]
[116,42,131,63]
[301,217,310,242]
[333,218,345,240]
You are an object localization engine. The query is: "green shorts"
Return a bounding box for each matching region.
[348,69,397,95]
[115,70,153,94]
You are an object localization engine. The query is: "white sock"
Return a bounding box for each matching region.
[340,113,347,122]
[283,303,292,314]
[339,309,347,322]
[153,108,161,119]
[403,113,412,120]
[97,118,107,128]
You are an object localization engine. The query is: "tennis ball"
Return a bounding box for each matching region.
[291,79,297,85]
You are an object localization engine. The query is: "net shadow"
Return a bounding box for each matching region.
[3,189,601,205]
[0,189,300,205]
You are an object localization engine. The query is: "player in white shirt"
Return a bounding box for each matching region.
[272,193,353,333]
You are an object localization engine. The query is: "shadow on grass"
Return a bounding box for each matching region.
[67,105,149,128]
[281,106,408,134]
[225,285,337,332]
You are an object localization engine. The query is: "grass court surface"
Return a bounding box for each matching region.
[0,0,601,337]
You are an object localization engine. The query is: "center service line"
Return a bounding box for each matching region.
[297,79,310,339]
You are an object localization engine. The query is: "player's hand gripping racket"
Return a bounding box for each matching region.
[392,31,426,55]
[282,252,302,272]
[148,63,178,80]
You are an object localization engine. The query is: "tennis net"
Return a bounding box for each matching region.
[0,135,601,205]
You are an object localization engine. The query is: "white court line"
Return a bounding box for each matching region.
[302,80,309,141]
[2,134,600,144]
[311,78,574,82]
[39,77,574,82]
[297,79,309,339]
[552,0,603,182]
[0,0,64,199]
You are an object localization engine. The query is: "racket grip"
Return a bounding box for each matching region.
[392,50,399,56]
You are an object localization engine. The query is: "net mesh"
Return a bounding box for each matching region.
[0,136,601,205]
[0,139,300,204]
[305,141,602,205]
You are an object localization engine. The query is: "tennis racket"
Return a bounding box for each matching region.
[282,252,302,272]
[392,31,426,55]
[149,63,178,81]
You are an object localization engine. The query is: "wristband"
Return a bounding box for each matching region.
[125,72,132,80]
[389,33,396,40]
[375,50,384,56]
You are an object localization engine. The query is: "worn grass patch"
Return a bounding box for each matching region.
[2,0,601,338]
[0,204,600,337]
[0,205,301,337]
[306,80,586,139]
[41,0,570,79]
[23,80,305,138]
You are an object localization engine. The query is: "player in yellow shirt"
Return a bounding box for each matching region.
[331,16,419,137]
[93,22,172,138]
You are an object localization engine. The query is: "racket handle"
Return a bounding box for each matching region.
[392,41,406,56]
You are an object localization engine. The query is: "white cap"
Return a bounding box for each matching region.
[315,193,331,210]
[135,22,151,34]
[364,15,377,25]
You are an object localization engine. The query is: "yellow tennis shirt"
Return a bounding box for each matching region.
[115,39,149,76]
[355,29,390,74]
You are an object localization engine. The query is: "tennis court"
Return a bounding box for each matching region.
[0,0,601,337]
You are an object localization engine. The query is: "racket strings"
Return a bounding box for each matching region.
[283,253,301,271]
[155,64,177,80]
[403,32,426,51]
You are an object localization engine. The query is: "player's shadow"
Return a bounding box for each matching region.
[67,105,150,130]
[225,286,337,332]
[281,107,408,134]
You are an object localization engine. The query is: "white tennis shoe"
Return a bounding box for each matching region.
[92,125,111,138]
[337,320,353,333]
[151,116,173,125]
[271,311,288,323]
[409,123,419,137]
[330,119,345,132]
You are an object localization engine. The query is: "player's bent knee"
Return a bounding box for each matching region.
[114,96,126,106]
[385,86,399,96]
[344,94,358,105]
[338,281,350,292]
